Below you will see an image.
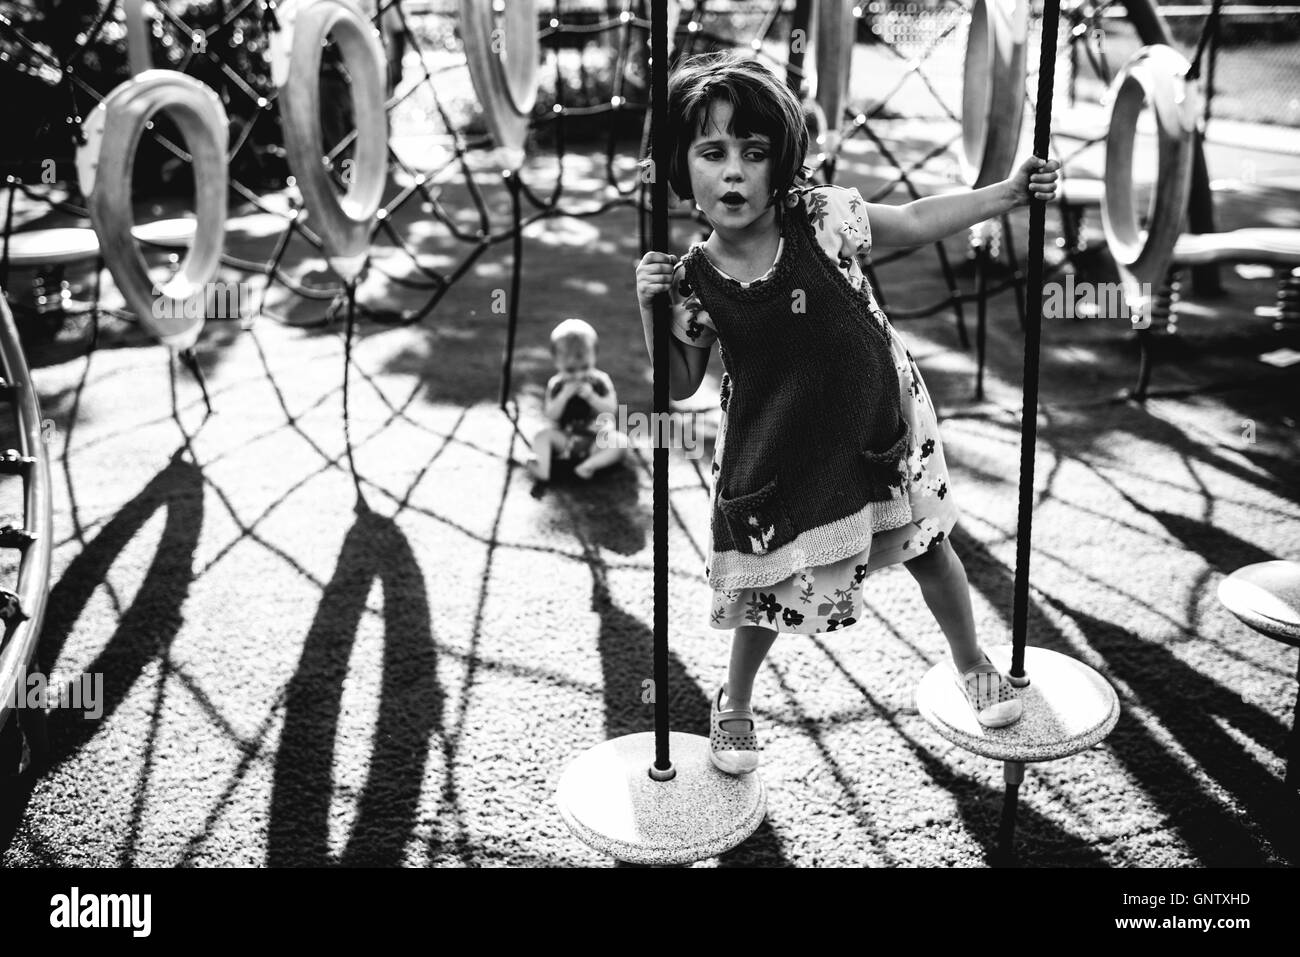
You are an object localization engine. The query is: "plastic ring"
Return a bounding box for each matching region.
[1101,44,1198,322]
[960,0,1028,188]
[87,71,229,351]
[459,0,539,169]
[279,0,388,281]
[814,0,855,159]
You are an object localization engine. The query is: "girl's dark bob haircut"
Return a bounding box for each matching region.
[663,52,808,204]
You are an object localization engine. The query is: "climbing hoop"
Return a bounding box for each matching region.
[278,0,388,282]
[960,0,1028,188]
[459,0,540,170]
[84,71,229,351]
[1101,44,1199,326]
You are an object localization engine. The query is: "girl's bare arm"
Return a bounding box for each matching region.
[867,157,1060,248]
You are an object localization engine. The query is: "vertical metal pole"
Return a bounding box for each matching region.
[650,0,672,777]
[995,760,1025,865]
[1011,0,1063,681]
[1286,655,1300,789]
[499,170,522,409]
[786,0,815,97]
[975,236,988,402]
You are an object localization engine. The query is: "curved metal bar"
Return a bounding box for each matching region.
[0,292,53,741]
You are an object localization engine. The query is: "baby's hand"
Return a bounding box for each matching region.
[636,251,679,309]
[1007,156,1060,206]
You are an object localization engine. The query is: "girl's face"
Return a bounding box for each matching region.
[686,99,775,231]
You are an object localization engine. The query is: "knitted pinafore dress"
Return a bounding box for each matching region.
[668,183,960,635]
[680,191,913,592]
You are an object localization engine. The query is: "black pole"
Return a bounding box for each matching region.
[650,0,672,776]
[1010,0,1063,681]
[499,170,523,409]
[786,0,815,97]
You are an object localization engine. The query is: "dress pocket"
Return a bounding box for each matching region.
[717,474,794,555]
[860,417,911,501]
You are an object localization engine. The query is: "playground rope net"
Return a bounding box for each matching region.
[2,2,1297,373]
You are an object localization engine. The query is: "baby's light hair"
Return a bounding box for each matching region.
[659,52,808,204]
[550,317,598,355]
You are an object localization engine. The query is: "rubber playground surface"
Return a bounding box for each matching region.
[1,118,1299,867]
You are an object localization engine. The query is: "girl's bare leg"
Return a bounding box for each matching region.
[721,624,779,725]
[903,537,983,672]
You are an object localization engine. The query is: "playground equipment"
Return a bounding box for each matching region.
[0,293,53,778]
[1100,45,1198,335]
[1093,0,1300,398]
[961,0,1029,399]
[459,0,540,172]
[555,0,766,865]
[915,0,1119,864]
[1218,561,1300,787]
[276,0,388,282]
[82,0,229,352]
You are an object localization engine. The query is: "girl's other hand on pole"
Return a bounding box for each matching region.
[636,251,679,309]
[1008,156,1060,206]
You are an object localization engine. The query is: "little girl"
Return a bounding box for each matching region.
[635,52,1059,775]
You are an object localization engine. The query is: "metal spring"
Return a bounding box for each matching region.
[1276,267,1300,331]
[1153,268,1180,334]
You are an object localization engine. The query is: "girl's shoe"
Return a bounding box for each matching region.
[709,686,760,775]
[954,653,1023,728]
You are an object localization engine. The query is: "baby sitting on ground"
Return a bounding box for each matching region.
[528,318,629,481]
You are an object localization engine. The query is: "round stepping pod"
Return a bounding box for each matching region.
[85,71,229,351]
[961,0,1028,188]
[459,0,539,171]
[556,731,766,865]
[916,646,1119,763]
[1218,561,1300,646]
[1101,44,1199,330]
[812,0,855,159]
[278,0,388,282]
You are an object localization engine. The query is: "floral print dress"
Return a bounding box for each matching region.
[669,185,959,635]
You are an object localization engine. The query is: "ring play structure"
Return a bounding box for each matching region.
[1,0,1295,867]
[81,0,230,352]
[459,0,540,171]
[960,0,1027,189]
[277,0,388,282]
[84,72,230,351]
[1100,44,1198,335]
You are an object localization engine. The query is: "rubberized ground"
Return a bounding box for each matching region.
[1,124,1298,866]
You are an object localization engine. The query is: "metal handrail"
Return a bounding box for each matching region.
[0,291,53,737]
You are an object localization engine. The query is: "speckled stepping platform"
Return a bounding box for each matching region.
[916,646,1119,763]
[556,732,766,865]
[1218,560,1300,647]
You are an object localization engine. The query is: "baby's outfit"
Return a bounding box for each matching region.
[550,373,611,461]
[670,184,958,635]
